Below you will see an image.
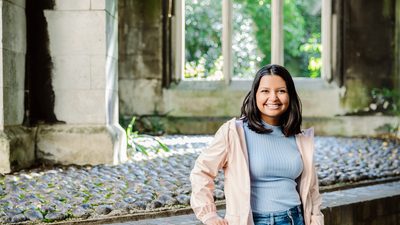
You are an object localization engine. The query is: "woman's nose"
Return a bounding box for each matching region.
[269,92,278,100]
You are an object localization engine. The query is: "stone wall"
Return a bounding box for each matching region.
[118,0,399,136]
[323,194,400,225]
[0,0,36,173]
[118,0,164,116]
[340,0,398,112]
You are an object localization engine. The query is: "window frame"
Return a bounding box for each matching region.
[173,0,333,84]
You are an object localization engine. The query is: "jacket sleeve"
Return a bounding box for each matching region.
[190,123,229,224]
[310,162,324,225]
[303,127,324,225]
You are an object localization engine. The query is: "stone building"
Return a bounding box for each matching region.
[0,0,399,173]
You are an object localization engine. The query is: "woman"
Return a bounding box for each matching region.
[190,64,324,225]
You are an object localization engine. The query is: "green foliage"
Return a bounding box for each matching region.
[18,193,26,200]
[105,193,112,199]
[370,88,400,115]
[126,117,170,156]
[185,0,222,79]
[375,123,399,143]
[185,0,321,79]
[232,0,265,78]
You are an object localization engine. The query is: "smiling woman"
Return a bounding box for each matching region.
[190,64,323,225]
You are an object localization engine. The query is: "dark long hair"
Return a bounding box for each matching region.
[240,64,302,136]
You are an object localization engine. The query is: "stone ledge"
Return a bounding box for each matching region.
[36,124,127,166]
[148,116,400,137]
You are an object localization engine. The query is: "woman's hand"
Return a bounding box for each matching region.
[205,216,229,225]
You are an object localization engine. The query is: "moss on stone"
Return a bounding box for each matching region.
[342,79,371,113]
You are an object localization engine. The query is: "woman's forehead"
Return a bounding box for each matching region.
[259,75,287,87]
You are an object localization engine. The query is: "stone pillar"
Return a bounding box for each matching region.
[0,0,36,173]
[38,0,127,165]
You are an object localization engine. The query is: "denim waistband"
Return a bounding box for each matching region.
[252,205,303,218]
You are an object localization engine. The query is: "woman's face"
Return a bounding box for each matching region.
[256,75,290,125]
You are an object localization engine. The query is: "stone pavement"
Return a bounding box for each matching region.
[0,135,399,223]
[108,180,400,225]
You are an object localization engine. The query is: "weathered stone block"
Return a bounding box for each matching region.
[119,79,163,115]
[52,55,91,90]
[118,0,161,27]
[4,0,25,8]
[163,82,245,117]
[91,0,105,9]
[89,55,118,90]
[90,55,106,89]
[2,1,26,53]
[119,54,161,80]
[0,49,25,126]
[121,27,140,55]
[36,124,127,166]
[142,27,161,55]
[54,0,90,10]
[118,54,136,79]
[0,53,2,89]
[295,79,344,117]
[0,126,35,174]
[304,116,400,137]
[2,49,25,90]
[3,88,24,125]
[54,90,106,124]
[0,104,3,127]
[45,11,106,56]
[342,79,370,113]
[0,134,11,173]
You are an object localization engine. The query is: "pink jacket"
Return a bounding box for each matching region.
[190,118,324,225]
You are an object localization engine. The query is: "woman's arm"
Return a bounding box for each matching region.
[190,123,229,224]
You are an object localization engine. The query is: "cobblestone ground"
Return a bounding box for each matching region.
[0,135,399,223]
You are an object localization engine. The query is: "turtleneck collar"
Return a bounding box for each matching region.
[260,120,283,135]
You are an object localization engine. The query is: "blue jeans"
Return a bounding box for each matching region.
[252,205,305,225]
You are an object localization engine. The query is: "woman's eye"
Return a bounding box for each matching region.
[278,90,286,93]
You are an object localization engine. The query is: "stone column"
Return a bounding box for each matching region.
[38,0,127,165]
[0,0,36,173]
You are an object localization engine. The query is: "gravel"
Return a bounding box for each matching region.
[0,135,398,223]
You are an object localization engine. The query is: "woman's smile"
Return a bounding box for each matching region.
[265,103,282,109]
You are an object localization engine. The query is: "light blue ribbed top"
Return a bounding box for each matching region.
[243,120,303,213]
